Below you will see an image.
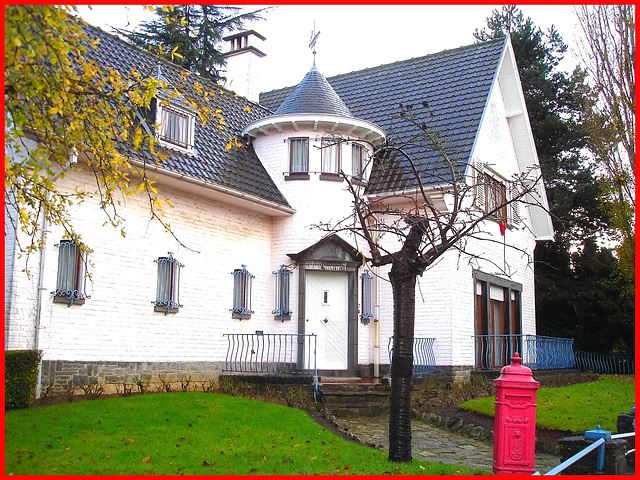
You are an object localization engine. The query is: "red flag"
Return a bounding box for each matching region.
[499,221,507,236]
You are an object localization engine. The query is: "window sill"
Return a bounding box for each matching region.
[273,315,291,321]
[319,174,343,182]
[154,305,179,314]
[285,173,310,181]
[158,138,195,155]
[53,295,85,306]
[232,312,252,320]
[351,177,367,186]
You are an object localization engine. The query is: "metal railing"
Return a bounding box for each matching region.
[223,332,318,399]
[388,337,436,375]
[473,334,575,370]
[536,431,635,475]
[574,350,635,374]
[223,333,317,375]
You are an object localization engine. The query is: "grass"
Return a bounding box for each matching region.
[459,375,635,433]
[5,392,487,475]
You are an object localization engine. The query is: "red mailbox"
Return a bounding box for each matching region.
[493,352,541,475]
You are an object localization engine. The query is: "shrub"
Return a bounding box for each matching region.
[5,350,42,410]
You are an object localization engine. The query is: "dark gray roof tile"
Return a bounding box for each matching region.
[262,39,506,195]
[275,65,352,117]
[84,24,290,209]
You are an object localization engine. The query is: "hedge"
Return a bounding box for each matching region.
[5,350,42,410]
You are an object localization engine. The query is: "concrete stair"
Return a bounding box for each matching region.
[318,378,390,417]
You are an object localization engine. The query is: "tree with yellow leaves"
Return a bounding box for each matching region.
[5,5,220,267]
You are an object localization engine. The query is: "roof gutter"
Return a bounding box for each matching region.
[365,184,446,202]
[131,159,295,217]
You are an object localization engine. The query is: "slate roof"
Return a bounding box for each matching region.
[275,65,353,117]
[83,23,289,209]
[260,38,506,195]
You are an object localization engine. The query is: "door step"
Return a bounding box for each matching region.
[318,379,390,417]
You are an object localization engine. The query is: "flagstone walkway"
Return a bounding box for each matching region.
[335,415,562,474]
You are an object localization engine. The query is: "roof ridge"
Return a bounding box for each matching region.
[327,37,505,82]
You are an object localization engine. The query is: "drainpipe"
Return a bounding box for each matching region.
[34,207,49,398]
[34,149,77,397]
[372,266,380,379]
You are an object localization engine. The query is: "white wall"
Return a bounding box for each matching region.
[6,167,281,363]
[369,78,540,369]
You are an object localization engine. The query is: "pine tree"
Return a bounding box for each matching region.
[474,6,634,356]
[120,5,266,81]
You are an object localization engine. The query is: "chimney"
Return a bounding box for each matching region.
[222,30,266,102]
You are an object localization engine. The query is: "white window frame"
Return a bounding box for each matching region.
[156,101,195,154]
[289,137,309,174]
[321,138,340,174]
[352,143,365,179]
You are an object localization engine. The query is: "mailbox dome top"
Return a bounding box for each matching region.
[498,353,537,379]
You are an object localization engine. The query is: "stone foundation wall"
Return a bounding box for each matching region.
[430,365,475,385]
[40,360,225,395]
[355,364,476,386]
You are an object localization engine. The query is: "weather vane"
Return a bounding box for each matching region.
[309,22,320,65]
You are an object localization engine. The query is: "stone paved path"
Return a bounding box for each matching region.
[336,415,561,474]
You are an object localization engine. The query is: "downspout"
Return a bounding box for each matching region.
[34,149,77,397]
[372,265,380,379]
[34,207,49,398]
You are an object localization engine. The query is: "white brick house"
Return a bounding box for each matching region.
[4,25,553,394]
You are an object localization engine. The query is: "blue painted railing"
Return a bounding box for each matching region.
[473,334,574,370]
[536,428,635,475]
[574,350,635,374]
[388,336,436,375]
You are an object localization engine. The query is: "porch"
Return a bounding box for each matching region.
[223,333,581,380]
[473,334,576,371]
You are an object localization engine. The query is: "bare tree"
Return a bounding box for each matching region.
[576,5,635,275]
[315,105,549,462]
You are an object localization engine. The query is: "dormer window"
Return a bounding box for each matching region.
[157,102,195,153]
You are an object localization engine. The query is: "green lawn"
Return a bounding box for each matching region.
[5,392,486,475]
[459,375,635,433]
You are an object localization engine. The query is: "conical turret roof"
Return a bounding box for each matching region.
[275,65,353,117]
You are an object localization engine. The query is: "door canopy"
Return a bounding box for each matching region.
[288,234,362,266]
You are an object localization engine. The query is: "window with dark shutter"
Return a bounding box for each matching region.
[272,265,292,321]
[52,240,90,306]
[153,252,184,314]
[231,265,254,319]
[360,270,373,324]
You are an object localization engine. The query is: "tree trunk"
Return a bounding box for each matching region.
[388,262,417,463]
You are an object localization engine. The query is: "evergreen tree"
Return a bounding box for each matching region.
[120,5,266,81]
[474,6,634,356]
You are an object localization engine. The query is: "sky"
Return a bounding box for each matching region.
[76,4,585,94]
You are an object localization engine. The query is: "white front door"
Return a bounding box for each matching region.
[306,270,348,370]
